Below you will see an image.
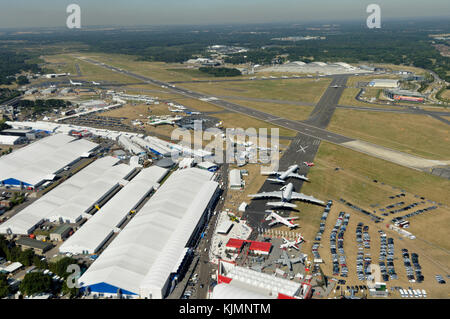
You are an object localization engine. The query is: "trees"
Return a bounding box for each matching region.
[19,272,53,296]
[0,274,10,298]
[198,67,241,77]
[16,75,29,85]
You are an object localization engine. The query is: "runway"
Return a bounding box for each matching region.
[243,77,348,229]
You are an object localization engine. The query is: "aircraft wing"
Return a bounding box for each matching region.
[287,173,309,181]
[260,170,278,176]
[276,258,287,265]
[291,192,325,205]
[268,220,278,226]
[248,191,283,199]
[289,257,303,264]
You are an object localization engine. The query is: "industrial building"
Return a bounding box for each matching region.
[0,133,99,188]
[0,135,26,145]
[50,224,73,242]
[6,121,213,160]
[0,128,36,140]
[78,168,219,299]
[59,166,168,255]
[118,135,145,155]
[384,89,426,103]
[0,156,135,235]
[212,260,312,299]
[260,61,367,75]
[16,237,53,254]
[368,79,400,88]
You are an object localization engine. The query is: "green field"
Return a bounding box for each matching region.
[328,109,450,159]
[179,78,331,104]
[225,99,313,121]
[302,141,450,207]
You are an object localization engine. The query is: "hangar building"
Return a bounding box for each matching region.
[78,168,219,299]
[59,166,168,255]
[0,156,135,235]
[0,134,98,188]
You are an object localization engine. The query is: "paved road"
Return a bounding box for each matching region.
[243,77,347,229]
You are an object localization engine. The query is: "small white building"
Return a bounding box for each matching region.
[238,202,248,212]
[229,169,242,190]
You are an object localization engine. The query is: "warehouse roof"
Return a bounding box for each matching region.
[16,237,53,251]
[0,134,98,186]
[78,168,219,298]
[217,260,301,298]
[0,135,22,145]
[211,283,271,299]
[0,156,134,235]
[51,224,72,235]
[59,166,168,254]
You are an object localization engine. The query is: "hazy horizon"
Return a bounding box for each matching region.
[0,0,449,29]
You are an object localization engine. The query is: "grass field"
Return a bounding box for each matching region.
[441,89,450,100]
[44,54,141,84]
[178,78,332,104]
[295,141,449,298]
[328,109,450,159]
[224,99,313,121]
[75,52,252,82]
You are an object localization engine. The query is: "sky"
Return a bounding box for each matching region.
[0,0,449,29]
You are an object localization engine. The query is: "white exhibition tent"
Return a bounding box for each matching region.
[78,168,219,298]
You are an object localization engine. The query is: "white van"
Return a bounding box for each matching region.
[421,289,427,298]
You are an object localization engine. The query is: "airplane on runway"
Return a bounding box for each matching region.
[92,81,100,85]
[280,234,305,250]
[265,211,299,228]
[249,183,325,208]
[261,164,308,183]
[69,79,82,86]
[276,250,307,271]
[303,161,315,167]
[297,145,309,153]
[148,116,182,126]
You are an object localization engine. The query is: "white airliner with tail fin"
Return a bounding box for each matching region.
[265,211,299,228]
[70,79,82,86]
[249,183,325,208]
[261,164,308,184]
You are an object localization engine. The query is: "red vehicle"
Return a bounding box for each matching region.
[303,161,315,167]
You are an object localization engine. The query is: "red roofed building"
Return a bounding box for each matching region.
[248,241,272,255]
[225,238,244,253]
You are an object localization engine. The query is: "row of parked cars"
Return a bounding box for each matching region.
[398,287,427,298]
[331,212,350,277]
[396,205,438,220]
[339,198,383,223]
[401,248,422,283]
[314,200,333,242]
[312,200,333,261]
[381,201,424,217]
[386,237,398,280]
